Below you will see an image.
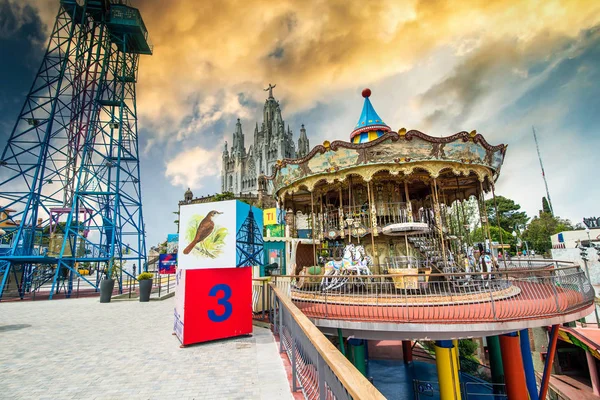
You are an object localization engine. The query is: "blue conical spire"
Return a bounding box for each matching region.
[350,88,391,143]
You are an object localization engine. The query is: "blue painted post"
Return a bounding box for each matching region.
[519,329,539,400]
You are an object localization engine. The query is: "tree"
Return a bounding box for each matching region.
[471,225,517,252]
[485,195,529,232]
[214,192,236,201]
[523,212,573,255]
[542,197,552,214]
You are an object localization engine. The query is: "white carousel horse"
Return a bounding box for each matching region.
[351,245,373,276]
[320,244,373,290]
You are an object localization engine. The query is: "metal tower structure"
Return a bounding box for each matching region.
[532,126,554,216]
[236,209,264,267]
[0,0,152,300]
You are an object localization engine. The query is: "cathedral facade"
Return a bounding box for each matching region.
[221,85,310,194]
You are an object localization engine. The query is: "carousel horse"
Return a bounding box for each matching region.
[351,245,373,275]
[320,244,373,290]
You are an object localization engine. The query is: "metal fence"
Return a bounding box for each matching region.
[271,264,594,323]
[270,284,385,400]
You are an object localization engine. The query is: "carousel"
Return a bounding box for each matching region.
[262,88,508,295]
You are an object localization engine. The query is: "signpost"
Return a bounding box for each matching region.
[174,200,263,346]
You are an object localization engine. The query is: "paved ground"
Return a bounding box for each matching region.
[0,297,292,400]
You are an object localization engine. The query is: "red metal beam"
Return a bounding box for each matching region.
[539,325,559,400]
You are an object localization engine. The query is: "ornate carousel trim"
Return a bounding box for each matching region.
[264,129,506,180]
[275,161,494,198]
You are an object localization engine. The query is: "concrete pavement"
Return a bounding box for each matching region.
[0,297,292,400]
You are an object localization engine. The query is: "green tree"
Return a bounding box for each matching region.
[446,197,479,243]
[485,195,529,232]
[471,225,517,251]
[214,192,236,201]
[523,213,573,255]
[542,197,552,214]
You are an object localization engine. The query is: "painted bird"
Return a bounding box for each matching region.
[183,210,223,255]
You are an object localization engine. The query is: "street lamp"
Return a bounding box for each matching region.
[579,240,600,328]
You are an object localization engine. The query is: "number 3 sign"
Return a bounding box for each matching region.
[174,267,252,346]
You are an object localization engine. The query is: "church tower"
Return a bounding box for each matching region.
[297,124,310,158]
[221,85,310,195]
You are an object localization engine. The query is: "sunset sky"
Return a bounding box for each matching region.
[1,0,599,247]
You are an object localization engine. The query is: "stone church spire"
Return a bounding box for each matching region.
[232,118,245,156]
[297,124,310,158]
[221,86,310,194]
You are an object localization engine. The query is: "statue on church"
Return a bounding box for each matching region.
[264,83,276,98]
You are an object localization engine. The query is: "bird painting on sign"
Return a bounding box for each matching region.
[183,210,225,256]
[178,200,237,269]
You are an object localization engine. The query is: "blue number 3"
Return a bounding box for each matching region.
[208,284,232,322]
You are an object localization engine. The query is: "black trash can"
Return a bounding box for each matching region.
[100,278,115,303]
[139,279,152,302]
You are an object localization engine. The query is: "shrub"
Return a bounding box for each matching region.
[137,272,153,281]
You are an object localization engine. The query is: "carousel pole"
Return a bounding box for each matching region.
[348,178,352,243]
[432,178,448,267]
[455,176,470,247]
[310,189,317,266]
[367,180,378,273]
[478,180,493,248]
[320,191,324,242]
[403,179,413,262]
[490,181,508,269]
[338,185,344,237]
[404,180,413,222]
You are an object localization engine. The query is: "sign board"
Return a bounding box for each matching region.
[264,208,278,226]
[178,200,263,269]
[174,200,263,346]
[159,253,177,274]
[167,234,179,254]
[173,268,252,345]
[266,224,285,238]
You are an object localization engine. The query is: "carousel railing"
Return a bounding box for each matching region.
[271,264,594,324]
[319,203,437,234]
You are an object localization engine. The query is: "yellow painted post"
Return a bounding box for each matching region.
[452,339,461,396]
[435,340,461,400]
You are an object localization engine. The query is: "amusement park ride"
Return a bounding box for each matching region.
[263,89,595,399]
[0,0,151,300]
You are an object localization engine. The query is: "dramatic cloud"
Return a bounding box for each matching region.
[132,0,600,140]
[4,0,600,245]
[165,146,221,189]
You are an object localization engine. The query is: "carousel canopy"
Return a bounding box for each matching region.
[264,90,507,200]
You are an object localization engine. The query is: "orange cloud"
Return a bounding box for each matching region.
[17,0,600,139]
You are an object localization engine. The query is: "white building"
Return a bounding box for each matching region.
[551,228,600,324]
[221,85,310,195]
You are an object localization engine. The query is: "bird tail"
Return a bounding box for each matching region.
[183,241,197,255]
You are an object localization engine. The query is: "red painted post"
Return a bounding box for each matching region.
[539,325,559,400]
[402,340,413,364]
[499,333,528,400]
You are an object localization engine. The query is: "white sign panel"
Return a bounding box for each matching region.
[178,200,237,269]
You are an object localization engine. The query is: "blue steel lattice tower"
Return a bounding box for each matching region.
[0,0,151,300]
[236,209,264,267]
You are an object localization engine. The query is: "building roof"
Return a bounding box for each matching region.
[350,88,391,142]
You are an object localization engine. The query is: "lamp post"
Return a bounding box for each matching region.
[579,234,600,328]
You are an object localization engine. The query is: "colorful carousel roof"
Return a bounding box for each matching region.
[350,88,392,144]
[264,90,507,199]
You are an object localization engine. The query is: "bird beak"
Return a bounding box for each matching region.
[216,211,223,214]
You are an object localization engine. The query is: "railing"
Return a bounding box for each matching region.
[270,283,385,400]
[320,203,436,234]
[273,264,594,323]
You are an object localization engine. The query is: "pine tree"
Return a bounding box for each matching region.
[542,197,551,214]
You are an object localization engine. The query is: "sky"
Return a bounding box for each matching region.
[1,0,599,247]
